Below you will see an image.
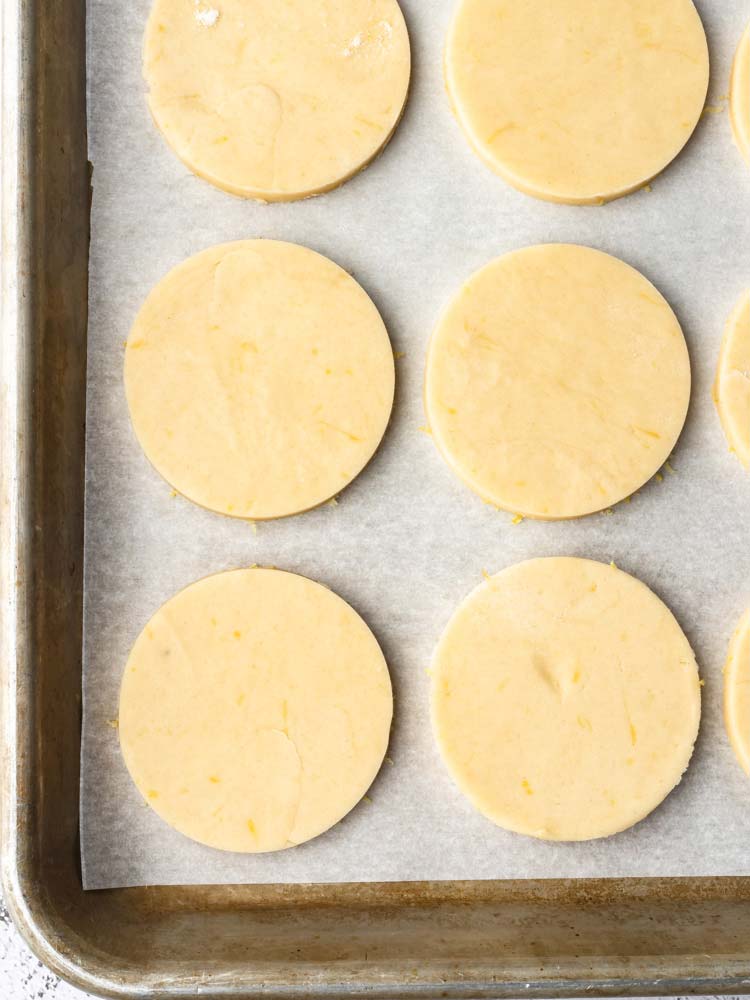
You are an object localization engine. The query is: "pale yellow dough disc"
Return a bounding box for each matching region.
[125,240,395,519]
[445,0,709,204]
[119,567,393,852]
[431,558,701,842]
[714,291,750,468]
[731,23,750,167]
[143,0,411,201]
[425,244,691,520]
[724,609,750,777]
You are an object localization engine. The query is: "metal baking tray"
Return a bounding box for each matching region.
[4,1,750,996]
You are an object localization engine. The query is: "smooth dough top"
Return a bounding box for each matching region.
[731,22,750,166]
[714,291,750,468]
[143,0,411,201]
[431,557,701,842]
[125,240,395,520]
[445,0,709,204]
[425,244,691,520]
[119,567,393,852]
[724,608,750,778]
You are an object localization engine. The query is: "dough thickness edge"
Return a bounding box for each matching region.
[713,289,750,469]
[423,244,691,519]
[145,89,412,203]
[124,239,396,520]
[143,7,412,203]
[724,608,750,777]
[442,4,709,205]
[429,557,701,841]
[118,566,394,852]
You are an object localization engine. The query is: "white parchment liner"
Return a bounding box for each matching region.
[82,0,750,888]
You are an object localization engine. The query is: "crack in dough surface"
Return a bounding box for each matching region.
[119,567,393,853]
[144,0,411,200]
[424,244,691,520]
[444,0,709,204]
[431,557,701,842]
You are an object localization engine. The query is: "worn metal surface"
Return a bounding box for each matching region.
[4,0,750,997]
[0,900,745,1000]
[0,904,746,1000]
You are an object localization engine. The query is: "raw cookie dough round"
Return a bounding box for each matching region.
[445,0,709,204]
[125,240,395,519]
[424,244,691,520]
[119,567,393,852]
[724,608,750,777]
[731,22,750,167]
[143,0,411,201]
[714,291,750,467]
[431,557,701,842]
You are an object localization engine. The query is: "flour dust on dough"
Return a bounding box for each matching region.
[119,567,393,852]
[445,0,709,204]
[143,0,411,200]
[431,557,701,842]
[125,239,395,520]
[424,243,691,520]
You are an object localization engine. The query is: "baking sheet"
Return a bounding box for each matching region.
[81,0,750,890]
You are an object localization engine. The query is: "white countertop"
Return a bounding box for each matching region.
[0,899,91,1000]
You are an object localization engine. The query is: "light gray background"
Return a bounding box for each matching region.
[82,0,750,890]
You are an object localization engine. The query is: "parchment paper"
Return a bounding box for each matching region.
[81,0,750,889]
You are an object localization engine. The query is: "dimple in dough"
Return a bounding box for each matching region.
[714,291,750,468]
[143,0,411,201]
[724,608,750,778]
[445,0,709,204]
[431,557,701,842]
[119,567,393,852]
[425,244,691,520]
[125,240,395,520]
[731,22,750,167]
